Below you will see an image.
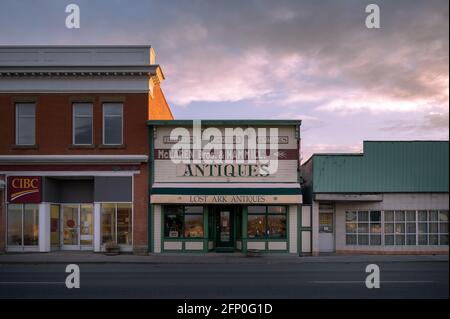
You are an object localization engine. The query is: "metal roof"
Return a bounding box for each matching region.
[309,141,449,193]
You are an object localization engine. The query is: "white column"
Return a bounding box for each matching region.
[39,203,50,252]
[94,202,101,252]
[311,201,320,255]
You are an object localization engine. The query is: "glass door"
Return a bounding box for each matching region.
[50,204,60,248]
[62,205,79,249]
[61,204,94,250]
[80,204,94,249]
[216,206,234,249]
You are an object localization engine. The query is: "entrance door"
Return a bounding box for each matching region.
[61,204,93,250]
[215,206,234,250]
[319,205,335,252]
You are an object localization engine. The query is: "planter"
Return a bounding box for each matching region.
[104,247,120,256]
[104,241,120,256]
[246,249,261,257]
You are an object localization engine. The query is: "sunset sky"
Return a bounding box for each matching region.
[0,0,448,161]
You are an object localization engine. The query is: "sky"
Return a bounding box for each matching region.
[0,0,448,161]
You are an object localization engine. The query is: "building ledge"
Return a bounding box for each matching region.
[0,155,148,164]
[98,144,127,149]
[314,193,383,202]
[68,144,96,149]
[11,144,39,150]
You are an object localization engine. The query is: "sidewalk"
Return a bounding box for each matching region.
[0,251,448,264]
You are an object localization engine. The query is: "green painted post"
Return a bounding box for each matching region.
[242,206,248,253]
[204,205,209,253]
[298,204,301,256]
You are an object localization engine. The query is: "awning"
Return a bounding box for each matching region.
[150,183,302,204]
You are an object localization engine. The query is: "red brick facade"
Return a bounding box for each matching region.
[0,92,171,155]
[0,90,172,253]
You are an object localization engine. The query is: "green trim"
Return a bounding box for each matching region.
[242,206,248,253]
[297,204,301,256]
[151,188,301,195]
[147,119,302,126]
[286,207,290,253]
[203,206,209,253]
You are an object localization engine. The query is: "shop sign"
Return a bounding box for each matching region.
[177,164,271,177]
[7,176,42,203]
[151,194,302,204]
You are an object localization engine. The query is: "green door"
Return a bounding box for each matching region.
[215,206,234,250]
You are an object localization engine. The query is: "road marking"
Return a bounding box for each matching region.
[0,282,65,285]
[311,280,435,284]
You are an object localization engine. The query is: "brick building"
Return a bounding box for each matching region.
[0,45,173,253]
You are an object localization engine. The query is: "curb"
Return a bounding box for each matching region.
[1,257,448,265]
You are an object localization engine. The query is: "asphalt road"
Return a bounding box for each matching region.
[0,261,448,299]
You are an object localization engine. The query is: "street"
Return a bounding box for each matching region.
[0,261,448,298]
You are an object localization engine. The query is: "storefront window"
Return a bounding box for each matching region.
[101,204,115,244]
[347,210,449,246]
[7,204,39,247]
[23,205,39,245]
[101,203,132,245]
[184,214,204,238]
[117,204,132,244]
[164,206,204,238]
[268,215,287,238]
[7,204,22,246]
[247,215,266,238]
[247,206,287,239]
[345,210,381,246]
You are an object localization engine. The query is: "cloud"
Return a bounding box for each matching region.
[382,111,450,134]
[163,47,274,105]
[301,143,363,163]
[147,0,449,119]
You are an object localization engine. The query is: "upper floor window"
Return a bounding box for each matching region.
[73,103,93,145]
[103,103,123,145]
[16,103,36,145]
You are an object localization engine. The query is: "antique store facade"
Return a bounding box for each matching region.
[0,45,173,253]
[147,120,312,254]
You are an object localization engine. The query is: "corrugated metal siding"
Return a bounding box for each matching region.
[313,141,449,193]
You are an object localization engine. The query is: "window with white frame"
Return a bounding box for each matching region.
[16,103,36,145]
[73,103,93,145]
[101,203,132,245]
[346,210,449,246]
[345,211,381,246]
[103,103,123,145]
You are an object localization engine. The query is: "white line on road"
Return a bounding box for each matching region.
[311,281,435,284]
[0,282,65,285]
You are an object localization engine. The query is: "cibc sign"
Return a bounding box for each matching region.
[7,176,42,203]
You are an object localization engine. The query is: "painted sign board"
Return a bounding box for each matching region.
[151,194,302,204]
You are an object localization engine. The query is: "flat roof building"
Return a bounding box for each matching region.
[0,45,173,254]
[301,141,449,255]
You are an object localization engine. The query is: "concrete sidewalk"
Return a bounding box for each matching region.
[0,251,448,264]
